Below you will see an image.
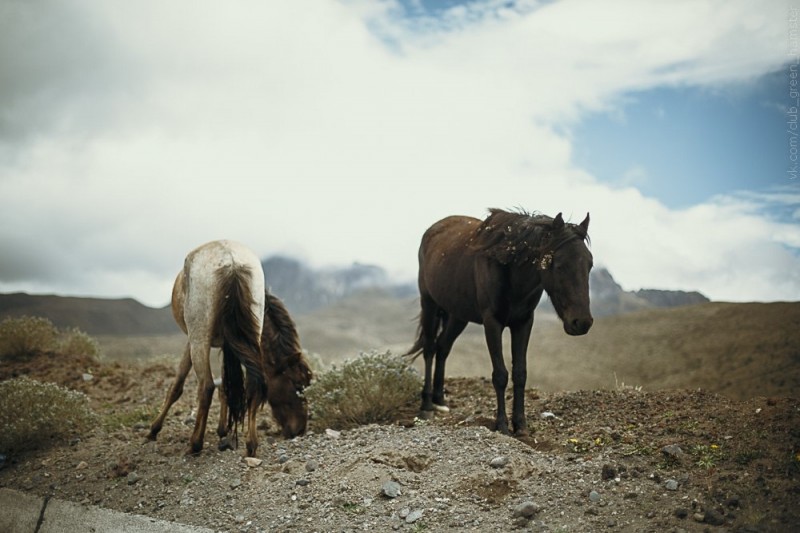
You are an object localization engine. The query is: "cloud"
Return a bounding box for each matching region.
[0,0,797,306]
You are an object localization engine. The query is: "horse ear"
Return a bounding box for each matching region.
[579,212,590,233]
[552,212,565,229]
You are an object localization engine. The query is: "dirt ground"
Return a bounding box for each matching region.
[1,351,799,532]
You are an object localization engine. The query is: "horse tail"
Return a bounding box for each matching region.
[213,264,267,437]
[403,306,441,363]
[262,291,312,383]
[403,320,426,362]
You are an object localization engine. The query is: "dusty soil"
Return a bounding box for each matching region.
[1,351,799,532]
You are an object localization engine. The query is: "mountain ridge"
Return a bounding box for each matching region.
[0,257,708,335]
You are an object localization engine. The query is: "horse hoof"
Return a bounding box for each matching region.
[418,410,436,420]
[218,437,234,451]
[433,404,450,413]
[514,428,529,437]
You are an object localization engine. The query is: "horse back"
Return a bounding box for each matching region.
[418,215,487,323]
[177,240,266,346]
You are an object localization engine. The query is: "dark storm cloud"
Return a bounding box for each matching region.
[0,0,134,147]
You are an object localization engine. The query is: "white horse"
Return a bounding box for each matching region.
[148,240,312,456]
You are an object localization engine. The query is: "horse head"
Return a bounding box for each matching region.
[538,213,594,336]
[261,292,313,438]
[266,356,313,438]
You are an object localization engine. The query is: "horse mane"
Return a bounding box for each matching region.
[470,208,589,265]
[262,291,313,386]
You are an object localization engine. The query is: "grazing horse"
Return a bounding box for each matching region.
[147,240,312,456]
[406,209,593,436]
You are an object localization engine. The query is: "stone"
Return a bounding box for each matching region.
[489,456,509,468]
[665,479,679,491]
[382,480,401,498]
[589,490,601,502]
[405,510,423,524]
[661,444,685,461]
[703,509,725,526]
[244,457,262,467]
[512,501,540,518]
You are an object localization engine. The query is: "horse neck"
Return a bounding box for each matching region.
[508,261,545,297]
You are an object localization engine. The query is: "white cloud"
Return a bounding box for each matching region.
[0,0,797,306]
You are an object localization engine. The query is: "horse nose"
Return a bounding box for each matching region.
[282,415,307,439]
[569,317,593,336]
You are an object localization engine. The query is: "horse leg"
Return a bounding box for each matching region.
[245,384,261,457]
[418,294,440,418]
[432,317,468,409]
[216,365,236,451]
[188,340,215,455]
[216,381,228,438]
[148,341,192,441]
[483,317,510,434]
[510,316,534,436]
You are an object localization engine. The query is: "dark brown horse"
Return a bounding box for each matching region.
[147,240,312,456]
[406,209,592,435]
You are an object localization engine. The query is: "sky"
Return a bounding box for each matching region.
[1,0,798,308]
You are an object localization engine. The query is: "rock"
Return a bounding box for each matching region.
[179,489,194,507]
[126,472,139,485]
[325,428,341,439]
[539,411,557,420]
[382,480,401,498]
[489,456,509,468]
[512,501,540,518]
[601,464,617,480]
[589,490,601,502]
[296,479,310,487]
[703,509,725,526]
[244,457,262,467]
[405,509,423,524]
[662,444,685,461]
[305,459,318,472]
[230,478,242,489]
[76,461,88,470]
[278,454,289,464]
[674,508,689,519]
[665,479,679,491]
[81,373,93,382]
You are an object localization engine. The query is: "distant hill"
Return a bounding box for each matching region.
[0,259,708,336]
[586,267,709,317]
[0,292,177,336]
[262,256,416,314]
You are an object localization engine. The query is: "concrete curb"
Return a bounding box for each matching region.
[0,488,214,533]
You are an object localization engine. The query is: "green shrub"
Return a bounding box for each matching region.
[0,377,96,454]
[0,316,58,360]
[304,351,421,430]
[58,327,101,359]
[0,316,100,361]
